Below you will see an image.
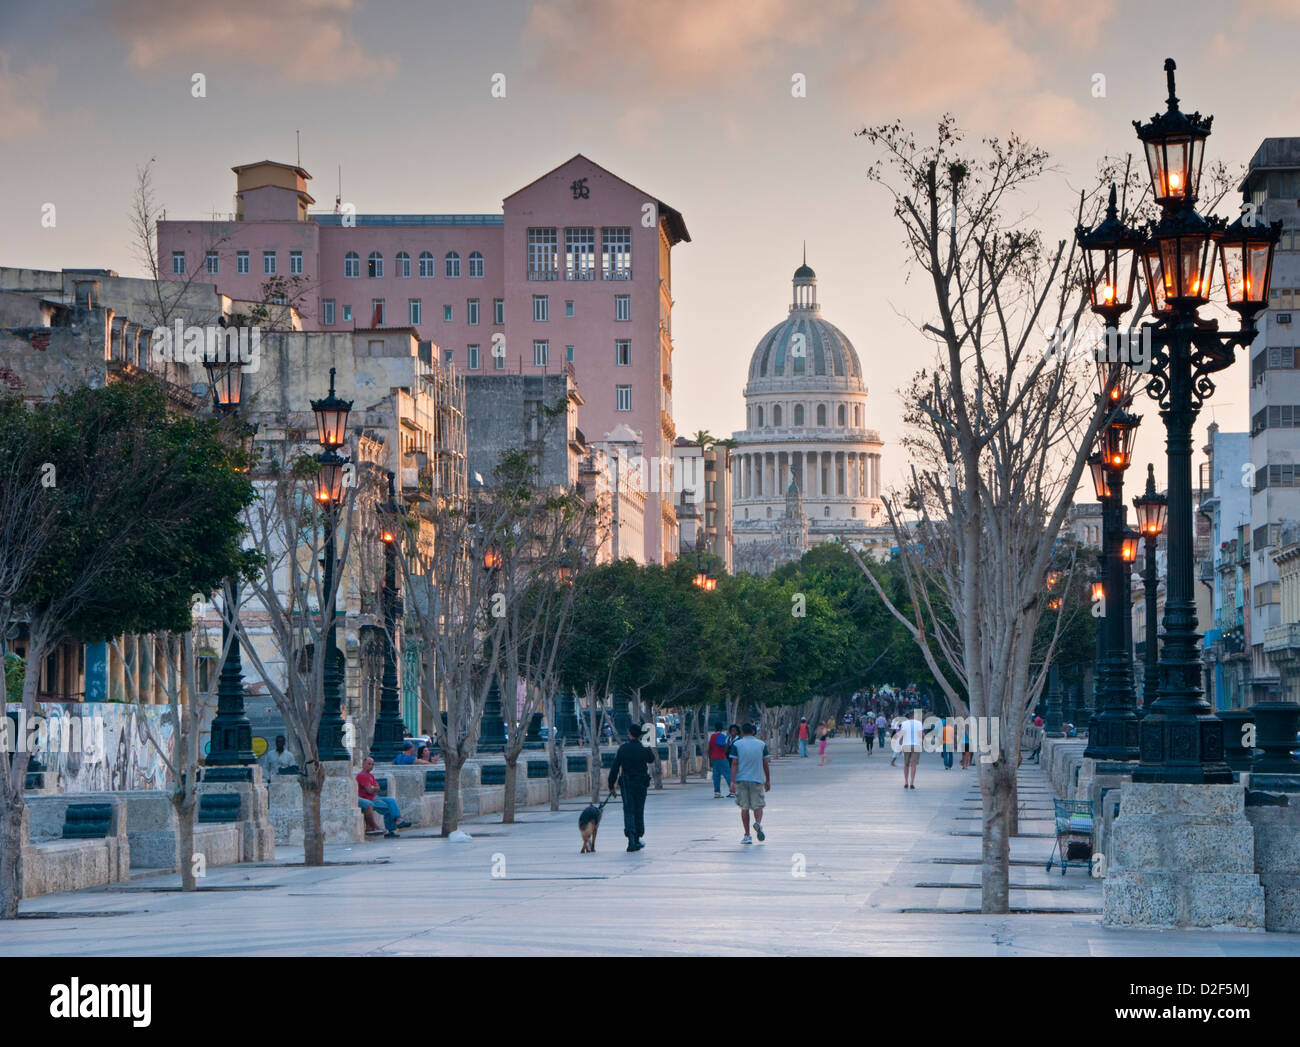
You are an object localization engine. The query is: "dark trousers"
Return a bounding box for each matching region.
[621,780,648,838]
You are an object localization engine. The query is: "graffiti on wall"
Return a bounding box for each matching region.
[6,701,174,793]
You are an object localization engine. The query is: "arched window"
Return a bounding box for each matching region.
[816,404,827,427]
[794,404,804,426]
[757,406,764,428]
[418,251,435,278]
[766,506,772,518]
[773,405,783,427]
[367,252,384,278]
[824,505,831,517]
[445,252,461,278]
[344,251,360,278]
[395,251,410,278]
[838,404,846,426]
[468,251,484,278]
[854,405,862,427]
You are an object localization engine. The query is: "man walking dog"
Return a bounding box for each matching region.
[609,722,655,851]
[729,722,770,845]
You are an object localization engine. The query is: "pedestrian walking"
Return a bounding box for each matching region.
[941,717,955,770]
[862,714,875,755]
[897,714,925,789]
[816,721,830,765]
[729,722,770,845]
[708,723,733,798]
[608,722,655,851]
[797,716,810,758]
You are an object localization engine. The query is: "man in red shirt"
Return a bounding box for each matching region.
[356,756,410,838]
[797,717,810,758]
[708,723,734,798]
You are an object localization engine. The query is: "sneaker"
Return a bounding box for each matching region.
[754,823,765,842]
[365,828,384,836]
[741,835,753,845]
[384,831,400,838]
[714,792,722,798]
[397,820,413,829]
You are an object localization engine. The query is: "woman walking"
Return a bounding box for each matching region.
[862,714,875,755]
[816,721,830,765]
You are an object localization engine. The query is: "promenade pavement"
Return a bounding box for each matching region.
[6,737,1300,956]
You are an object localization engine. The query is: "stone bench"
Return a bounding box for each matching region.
[20,798,131,899]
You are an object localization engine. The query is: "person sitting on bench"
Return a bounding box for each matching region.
[356,756,411,838]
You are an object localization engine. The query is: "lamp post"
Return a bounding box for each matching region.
[203,344,256,767]
[371,470,407,762]
[312,367,354,762]
[1133,464,1168,716]
[1082,59,1278,783]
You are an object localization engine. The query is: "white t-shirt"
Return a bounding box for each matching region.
[895,718,925,746]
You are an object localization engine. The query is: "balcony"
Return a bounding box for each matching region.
[528,268,559,282]
[1263,622,1300,657]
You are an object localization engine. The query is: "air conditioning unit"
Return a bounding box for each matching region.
[1278,312,1292,324]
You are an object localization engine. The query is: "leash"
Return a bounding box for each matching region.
[596,790,617,811]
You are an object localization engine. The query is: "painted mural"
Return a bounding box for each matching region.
[5,701,174,793]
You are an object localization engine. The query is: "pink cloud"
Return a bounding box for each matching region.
[0,51,53,141]
[108,0,395,84]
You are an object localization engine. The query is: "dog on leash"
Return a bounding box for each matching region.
[579,792,616,853]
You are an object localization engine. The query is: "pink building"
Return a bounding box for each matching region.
[157,155,690,562]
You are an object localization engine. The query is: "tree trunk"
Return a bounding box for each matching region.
[678,709,689,784]
[299,762,326,865]
[176,794,197,891]
[0,799,24,918]
[441,750,462,836]
[546,703,563,813]
[979,757,1015,913]
[589,701,601,804]
[502,754,518,824]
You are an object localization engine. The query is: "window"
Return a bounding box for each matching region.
[409,299,421,325]
[854,405,862,427]
[367,252,383,278]
[493,347,505,370]
[615,294,630,321]
[205,250,219,275]
[237,250,250,274]
[371,299,386,325]
[533,340,549,367]
[615,340,631,366]
[794,404,804,425]
[1255,523,1281,550]
[323,299,336,325]
[773,405,783,426]
[445,252,460,278]
[493,298,505,324]
[838,404,847,426]
[443,305,453,322]
[616,385,632,411]
[396,251,410,278]
[445,349,455,366]
[1258,465,1300,490]
[290,250,303,275]
[1255,581,1282,607]
[757,406,764,427]
[565,226,596,280]
[566,345,574,362]
[418,251,435,278]
[467,299,480,325]
[171,251,186,275]
[824,506,831,517]
[816,404,827,426]
[565,300,574,317]
[342,305,353,322]
[601,227,632,280]
[533,295,549,322]
[344,251,360,278]
[467,344,481,370]
[468,251,484,278]
[528,228,558,280]
[263,251,276,275]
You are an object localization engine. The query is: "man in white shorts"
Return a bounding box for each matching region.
[729,722,770,845]
[895,712,925,789]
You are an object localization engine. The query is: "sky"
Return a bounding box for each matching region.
[3,0,1300,496]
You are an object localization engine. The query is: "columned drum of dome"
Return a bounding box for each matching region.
[731,258,890,575]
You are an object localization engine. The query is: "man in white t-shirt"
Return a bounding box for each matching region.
[894,713,925,789]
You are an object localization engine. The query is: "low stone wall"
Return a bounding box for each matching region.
[1042,738,1088,799]
[20,799,131,900]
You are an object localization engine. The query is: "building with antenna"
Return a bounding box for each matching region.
[157,154,690,563]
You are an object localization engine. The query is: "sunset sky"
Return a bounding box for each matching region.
[4,0,1299,492]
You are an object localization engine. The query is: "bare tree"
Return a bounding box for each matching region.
[234,448,368,865]
[852,119,1122,914]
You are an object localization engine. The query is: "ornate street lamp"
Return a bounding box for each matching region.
[371,471,407,762]
[312,371,353,763]
[1133,464,1167,715]
[1102,59,1279,783]
[202,349,255,767]
[1079,184,1145,326]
